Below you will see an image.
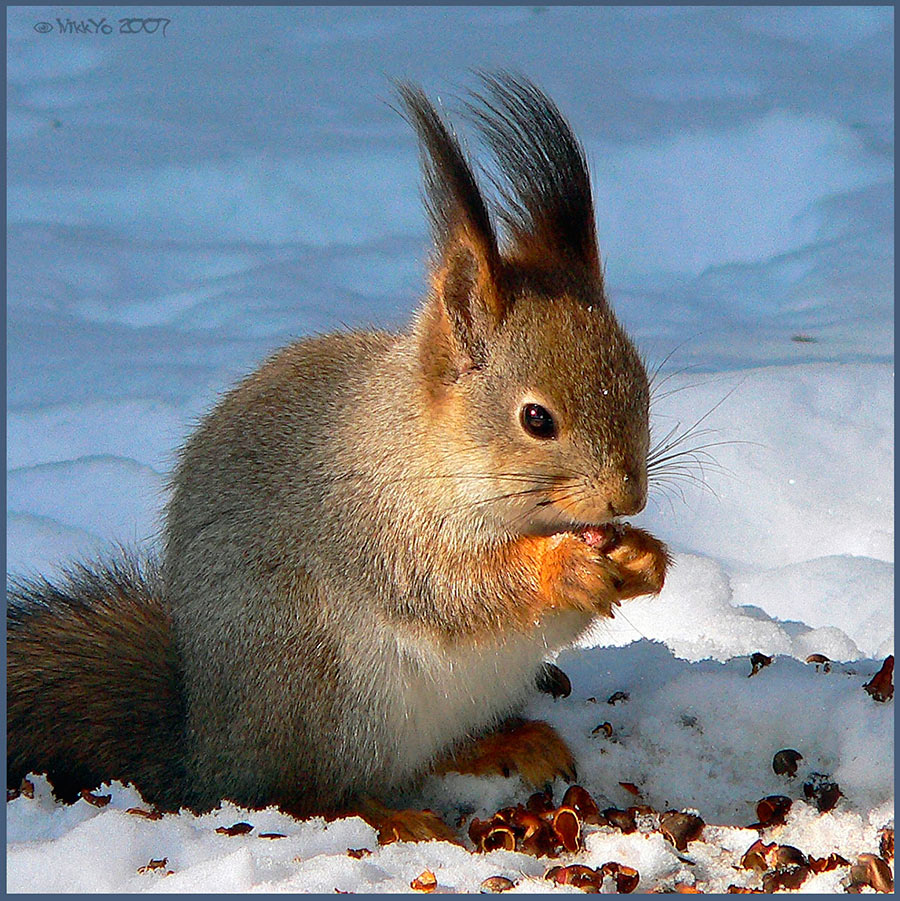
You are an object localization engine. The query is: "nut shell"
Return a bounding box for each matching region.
[480,876,515,893]
[772,749,803,778]
[850,854,893,893]
[410,870,438,893]
[659,811,705,851]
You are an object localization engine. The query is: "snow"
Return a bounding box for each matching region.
[6,5,893,894]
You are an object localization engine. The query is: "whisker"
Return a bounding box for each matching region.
[652,462,734,486]
[647,486,680,519]
[645,337,699,391]
[648,379,744,456]
[402,472,560,484]
[644,376,753,507]
[649,420,682,450]
[648,474,690,497]
[669,381,741,437]
[609,604,652,640]
[651,471,720,501]
[518,484,578,527]
[648,439,758,472]
[651,378,716,403]
[446,485,557,516]
[648,426,721,463]
[651,458,725,482]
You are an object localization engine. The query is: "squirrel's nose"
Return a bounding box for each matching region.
[606,471,646,518]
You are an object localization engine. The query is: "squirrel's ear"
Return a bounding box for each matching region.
[430,232,503,372]
[468,72,602,281]
[397,83,505,374]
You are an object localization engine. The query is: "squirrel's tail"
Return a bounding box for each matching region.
[7,554,187,810]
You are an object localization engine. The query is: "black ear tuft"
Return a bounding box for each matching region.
[398,83,507,380]
[467,72,600,276]
[395,82,499,272]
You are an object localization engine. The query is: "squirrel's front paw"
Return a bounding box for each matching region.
[602,525,670,600]
[537,525,670,616]
[540,533,625,617]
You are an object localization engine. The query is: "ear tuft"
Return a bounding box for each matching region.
[398,83,507,379]
[467,72,601,278]
[396,82,500,275]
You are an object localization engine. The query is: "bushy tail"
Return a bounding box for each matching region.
[7,554,187,810]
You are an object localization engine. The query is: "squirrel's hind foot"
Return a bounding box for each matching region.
[432,718,577,787]
[352,797,461,845]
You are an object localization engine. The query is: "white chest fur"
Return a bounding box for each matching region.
[378,609,594,785]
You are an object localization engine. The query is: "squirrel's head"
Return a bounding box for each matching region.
[401,74,650,536]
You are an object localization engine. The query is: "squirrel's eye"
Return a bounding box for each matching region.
[520,403,557,440]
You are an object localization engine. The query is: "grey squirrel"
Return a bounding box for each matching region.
[7,74,669,831]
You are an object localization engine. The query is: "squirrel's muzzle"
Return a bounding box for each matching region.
[545,468,646,524]
[605,471,646,518]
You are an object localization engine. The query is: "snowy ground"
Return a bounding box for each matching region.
[6,5,893,894]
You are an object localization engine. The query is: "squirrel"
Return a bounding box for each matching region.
[7,74,669,832]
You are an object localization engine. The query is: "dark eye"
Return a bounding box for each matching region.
[520,403,557,439]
